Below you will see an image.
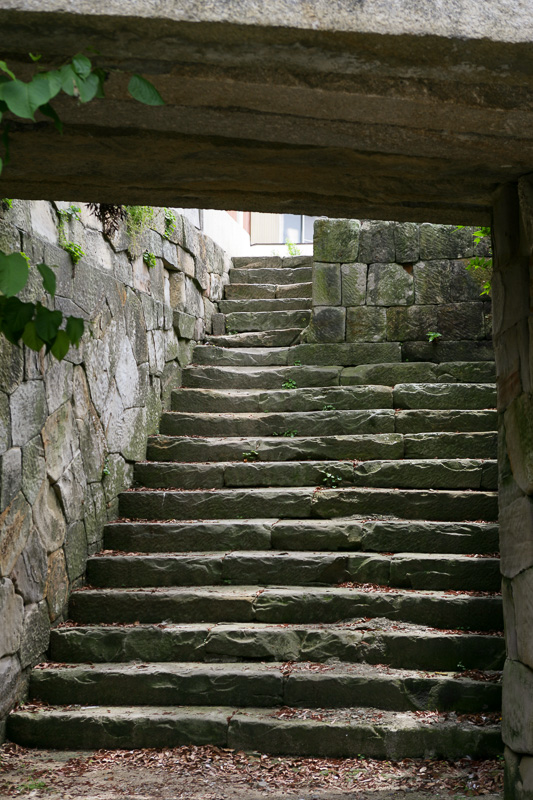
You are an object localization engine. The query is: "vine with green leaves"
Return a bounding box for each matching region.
[0,53,164,359]
[457,226,492,296]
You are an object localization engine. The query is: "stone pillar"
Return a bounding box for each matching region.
[494,179,533,799]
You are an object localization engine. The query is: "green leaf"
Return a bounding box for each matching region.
[66,315,84,346]
[0,296,35,342]
[72,54,92,79]
[93,68,107,99]
[34,305,62,345]
[39,102,63,133]
[29,53,42,63]
[0,61,16,80]
[0,251,30,296]
[128,74,164,106]
[34,71,62,101]
[59,64,77,96]
[76,72,100,104]
[22,320,44,351]
[51,329,70,360]
[37,263,57,296]
[0,77,54,120]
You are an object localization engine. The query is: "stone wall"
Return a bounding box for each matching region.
[307,219,493,363]
[494,178,533,800]
[0,200,231,737]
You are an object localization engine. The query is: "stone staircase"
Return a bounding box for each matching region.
[8,255,503,759]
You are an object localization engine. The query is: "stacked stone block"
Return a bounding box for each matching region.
[307,219,492,363]
[0,200,230,738]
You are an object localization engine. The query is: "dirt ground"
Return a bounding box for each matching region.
[0,743,503,799]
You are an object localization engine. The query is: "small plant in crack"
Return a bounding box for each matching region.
[143,250,157,269]
[321,471,342,488]
[322,403,336,411]
[242,450,260,462]
[282,379,297,389]
[427,331,442,343]
[62,241,84,264]
[163,207,177,239]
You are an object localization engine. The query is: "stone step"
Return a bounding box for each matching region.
[134,459,497,492]
[229,267,312,284]
[192,345,292,367]
[181,365,341,389]
[393,383,496,409]
[49,621,505,671]
[170,384,497,414]
[224,282,313,300]
[160,409,396,436]
[86,552,500,592]
[206,329,302,348]
[225,309,311,332]
[68,586,502,630]
[7,705,502,758]
[232,256,313,269]
[147,432,496,463]
[28,661,501,714]
[181,364,499,397]
[118,487,498,522]
[172,385,394,412]
[103,519,499,555]
[341,361,495,386]
[219,298,312,313]
[158,409,496,437]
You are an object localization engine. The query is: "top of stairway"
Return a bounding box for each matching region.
[232,256,313,270]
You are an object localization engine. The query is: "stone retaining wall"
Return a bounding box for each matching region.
[0,200,231,737]
[307,219,493,363]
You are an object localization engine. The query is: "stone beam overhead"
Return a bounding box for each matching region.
[1,1,533,222]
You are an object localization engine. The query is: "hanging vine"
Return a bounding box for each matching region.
[0,53,165,359]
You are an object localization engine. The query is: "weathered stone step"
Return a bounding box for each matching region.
[118,487,498,522]
[350,459,497,490]
[7,705,501,758]
[172,385,394,412]
[219,298,312,313]
[104,518,499,555]
[159,409,496,437]
[49,621,505,671]
[206,329,303,348]
[68,586,502,630]
[232,256,313,269]
[86,552,500,592]
[147,434,403,463]
[160,409,396,437]
[394,410,497,433]
[134,459,497,492]
[147,432,496,463]
[192,345,291,367]
[28,661,501,713]
[224,282,313,300]
[181,365,498,400]
[230,267,312,285]
[341,361,495,385]
[393,383,496,409]
[206,329,302,348]
[181,365,339,389]
[225,309,311,332]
